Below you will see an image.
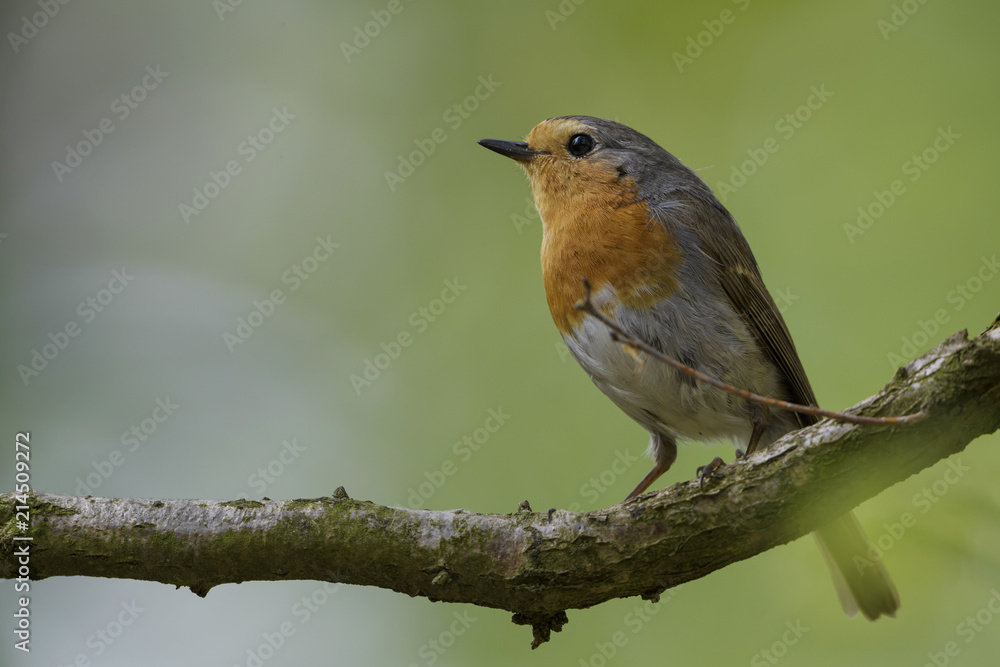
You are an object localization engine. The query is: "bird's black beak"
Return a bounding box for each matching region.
[478,139,541,163]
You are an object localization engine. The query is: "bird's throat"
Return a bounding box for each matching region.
[535,175,683,335]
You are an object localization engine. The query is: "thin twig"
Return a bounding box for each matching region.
[573,279,926,426]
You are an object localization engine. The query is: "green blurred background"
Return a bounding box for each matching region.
[2,0,999,665]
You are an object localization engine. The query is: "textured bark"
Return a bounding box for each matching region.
[3,318,1000,647]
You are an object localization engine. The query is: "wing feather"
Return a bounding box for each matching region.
[653,193,818,426]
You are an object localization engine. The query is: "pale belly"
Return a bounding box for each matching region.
[562,286,796,450]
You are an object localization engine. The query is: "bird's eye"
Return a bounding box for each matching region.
[566,133,595,157]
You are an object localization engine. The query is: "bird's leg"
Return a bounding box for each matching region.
[695,406,768,488]
[624,433,676,501]
[624,462,669,501]
[744,402,772,457]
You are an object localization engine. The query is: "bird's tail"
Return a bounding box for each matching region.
[813,512,899,620]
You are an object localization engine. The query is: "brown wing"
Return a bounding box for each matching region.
[685,197,819,426]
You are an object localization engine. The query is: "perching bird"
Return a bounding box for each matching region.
[479,115,899,620]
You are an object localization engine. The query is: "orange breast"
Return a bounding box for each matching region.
[534,167,683,334]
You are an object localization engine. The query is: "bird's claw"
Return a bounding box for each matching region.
[695,457,727,488]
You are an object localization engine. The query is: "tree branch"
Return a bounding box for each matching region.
[3,317,1000,648]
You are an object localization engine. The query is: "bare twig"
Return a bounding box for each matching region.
[574,278,926,426]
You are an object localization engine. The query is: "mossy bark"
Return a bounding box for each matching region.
[2,318,999,645]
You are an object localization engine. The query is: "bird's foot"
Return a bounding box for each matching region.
[695,457,727,488]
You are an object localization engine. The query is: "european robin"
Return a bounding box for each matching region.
[479,116,899,620]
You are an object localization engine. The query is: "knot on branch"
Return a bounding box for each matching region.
[511,610,570,649]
